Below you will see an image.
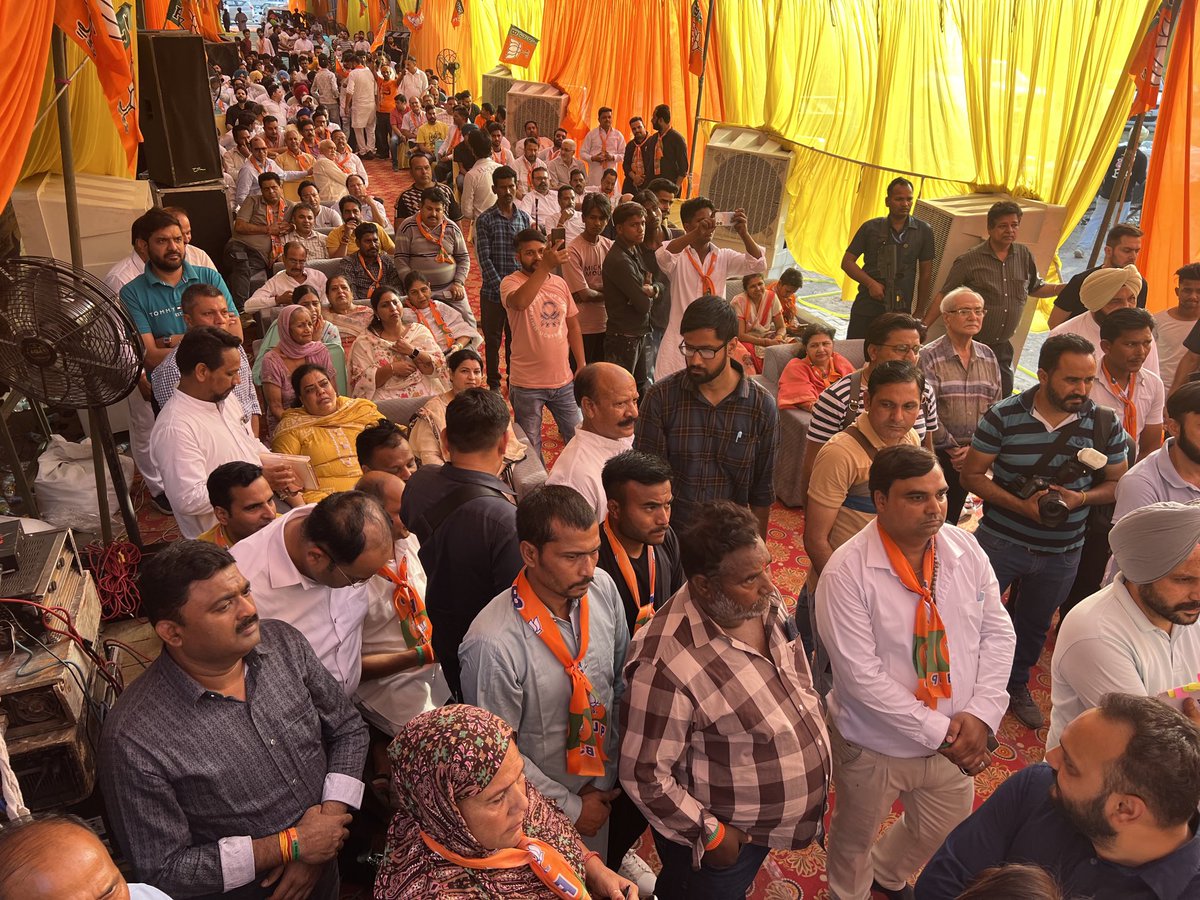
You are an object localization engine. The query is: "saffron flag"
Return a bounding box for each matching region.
[1129,6,1171,116]
[369,18,388,50]
[452,0,464,29]
[688,0,704,76]
[54,0,141,174]
[404,0,424,33]
[499,24,538,68]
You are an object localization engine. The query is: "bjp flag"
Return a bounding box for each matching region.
[369,18,388,51]
[54,0,141,174]
[499,24,538,68]
[1129,6,1171,116]
[404,0,424,33]
[688,0,704,76]
[452,0,465,28]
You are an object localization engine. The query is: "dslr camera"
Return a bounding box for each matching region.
[1008,447,1109,528]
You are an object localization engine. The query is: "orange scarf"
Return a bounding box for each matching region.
[687,247,717,295]
[1101,360,1139,441]
[418,217,453,264]
[420,831,590,900]
[510,569,607,777]
[335,149,354,173]
[264,200,287,261]
[602,519,655,632]
[413,303,453,350]
[379,556,434,658]
[357,251,384,294]
[630,137,646,183]
[653,132,665,175]
[878,524,952,710]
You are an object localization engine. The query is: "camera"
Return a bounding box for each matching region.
[1008,447,1109,528]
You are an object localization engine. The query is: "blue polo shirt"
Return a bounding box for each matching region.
[916,764,1200,900]
[118,262,236,339]
[971,387,1128,552]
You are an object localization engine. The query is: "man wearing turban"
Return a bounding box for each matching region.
[1049,500,1200,748]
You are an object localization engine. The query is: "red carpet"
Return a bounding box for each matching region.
[127,155,1052,898]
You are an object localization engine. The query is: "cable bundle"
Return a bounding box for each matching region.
[85,541,142,620]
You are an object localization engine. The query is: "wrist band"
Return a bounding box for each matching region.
[703,821,726,851]
[581,851,600,867]
[414,644,426,665]
[288,827,300,862]
[1079,490,1088,507]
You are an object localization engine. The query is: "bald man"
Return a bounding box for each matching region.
[0,815,172,899]
[547,363,639,521]
[353,471,449,735]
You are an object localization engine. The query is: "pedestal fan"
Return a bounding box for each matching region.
[436,49,460,96]
[0,257,143,546]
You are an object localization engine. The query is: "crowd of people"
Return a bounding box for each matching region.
[6,6,1200,900]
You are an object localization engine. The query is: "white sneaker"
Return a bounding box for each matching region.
[619,850,657,897]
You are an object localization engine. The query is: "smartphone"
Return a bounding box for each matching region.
[715,211,736,226]
[550,227,566,244]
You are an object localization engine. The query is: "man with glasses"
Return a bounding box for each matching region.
[245,241,327,312]
[801,312,939,501]
[233,135,309,209]
[635,295,778,536]
[920,288,1002,523]
[230,490,393,695]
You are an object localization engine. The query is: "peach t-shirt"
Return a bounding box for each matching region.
[500,270,579,390]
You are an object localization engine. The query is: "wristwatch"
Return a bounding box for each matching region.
[409,347,421,360]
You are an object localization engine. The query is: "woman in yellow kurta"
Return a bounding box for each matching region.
[272,363,382,503]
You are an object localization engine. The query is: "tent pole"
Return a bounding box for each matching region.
[686,0,717,199]
[51,27,84,269]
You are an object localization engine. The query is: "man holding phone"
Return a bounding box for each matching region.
[816,446,1015,900]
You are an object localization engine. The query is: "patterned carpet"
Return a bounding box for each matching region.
[126,155,1052,898]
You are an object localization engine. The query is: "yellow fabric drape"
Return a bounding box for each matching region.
[398,0,478,92]
[0,1,55,213]
[346,0,372,35]
[539,0,723,148]
[1139,0,1199,313]
[713,0,1158,308]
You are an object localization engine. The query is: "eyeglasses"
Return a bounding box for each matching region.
[879,343,921,356]
[320,546,371,586]
[945,307,987,317]
[679,341,727,360]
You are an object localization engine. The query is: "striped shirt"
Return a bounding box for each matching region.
[634,362,777,534]
[393,214,470,300]
[919,335,1002,448]
[619,584,830,866]
[939,240,1044,345]
[807,370,939,445]
[971,388,1129,551]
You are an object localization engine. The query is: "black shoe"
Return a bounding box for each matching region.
[1008,685,1044,729]
[149,493,174,516]
[872,878,915,900]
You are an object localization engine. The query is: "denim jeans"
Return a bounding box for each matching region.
[652,829,770,900]
[974,529,1082,693]
[509,383,581,463]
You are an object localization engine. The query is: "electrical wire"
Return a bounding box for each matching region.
[84,541,143,620]
[102,639,153,667]
[0,597,123,694]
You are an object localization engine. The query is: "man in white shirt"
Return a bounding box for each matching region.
[230,491,393,696]
[816,445,1016,900]
[518,166,556,229]
[546,138,581,190]
[1091,307,1164,463]
[292,29,314,56]
[546,363,637,522]
[352,33,371,54]
[244,241,329,312]
[150,327,300,539]
[222,125,254,179]
[581,108,626,188]
[331,128,370,185]
[1047,264,1160,378]
[344,173,389,230]
[311,56,340,125]
[1050,501,1200,750]
[343,53,378,158]
[298,180,344,229]
[538,127,568,162]
[654,198,765,379]
[353,472,450,733]
[459,130,502,227]
[1156,262,1200,394]
[512,137,543,199]
[233,135,308,209]
[1112,382,1200,524]
[398,56,428,106]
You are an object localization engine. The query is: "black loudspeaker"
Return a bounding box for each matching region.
[138,31,222,187]
[205,40,241,78]
[152,181,232,263]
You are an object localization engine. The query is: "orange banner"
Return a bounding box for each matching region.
[499,24,538,67]
[54,0,141,174]
[688,0,703,75]
[370,18,388,51]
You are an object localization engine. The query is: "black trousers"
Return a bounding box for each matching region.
[986,338,1016,397]
[605,789,648,870]
[480,297,511,390]
[606,332,652,397]
[1059,523,1112,622]
[220,240,271,311]
[936,448,970,525]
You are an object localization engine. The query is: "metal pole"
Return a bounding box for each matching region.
[1086,113,1145,268]
[686,0,717,198]
[51,28,85,270]
[88,408,114,545]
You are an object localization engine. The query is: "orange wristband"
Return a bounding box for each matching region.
[703,821,726,851]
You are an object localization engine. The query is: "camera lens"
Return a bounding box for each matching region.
[1038,492,1070,528]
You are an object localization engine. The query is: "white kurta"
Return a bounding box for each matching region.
[580,126,626,186]
[345,68,377,129]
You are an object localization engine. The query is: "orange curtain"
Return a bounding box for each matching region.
[0,1,56,213]
[538,0,723,156]
[142,0,175,29]
[400,0,477,92]
[1140,0,1199,311]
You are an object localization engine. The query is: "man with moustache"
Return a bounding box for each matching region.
[622,116,651,196]
[1155,263,1200,394]
[961,334,1130,730]
[459,486,630,860]
[817,446,1016,900]
[547,363,639,522]
[620,501,829,898]
[99,540,367,900]
[635,295,777,537]
[1112,382,1200,520]
[198,462,278,549]
[1047,265,1161,378]
[1050,502,1200,750]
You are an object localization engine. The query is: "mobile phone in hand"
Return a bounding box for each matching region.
[550,227,566,244]
[715,211,736,226]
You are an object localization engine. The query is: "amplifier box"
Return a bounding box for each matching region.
[8,719,95,811]
[0,519,23,574]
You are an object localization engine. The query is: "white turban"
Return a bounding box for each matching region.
[1109,501,1200,583]
[1079,263,1143,312]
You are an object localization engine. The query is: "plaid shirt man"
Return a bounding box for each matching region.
[619,584,830,866]
[475,202,532,303]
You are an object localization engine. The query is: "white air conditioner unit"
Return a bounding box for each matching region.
[916,192,1067,360]
[506,81,568,143]
[698,126,793,273]
[481,65,514,112]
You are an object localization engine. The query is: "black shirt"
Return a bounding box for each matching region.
[1052,264,1149,320]
[845,215,935,307]
[602,239,655,335]
[597,525,684,634]
[642,128,688,184]
[399,463,521,697]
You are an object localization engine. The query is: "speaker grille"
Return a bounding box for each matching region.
[482,66,515,111]
[699,127,793,268]
[508,82,568,142]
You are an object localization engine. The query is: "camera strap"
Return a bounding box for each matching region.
[1026,414,1092,478]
